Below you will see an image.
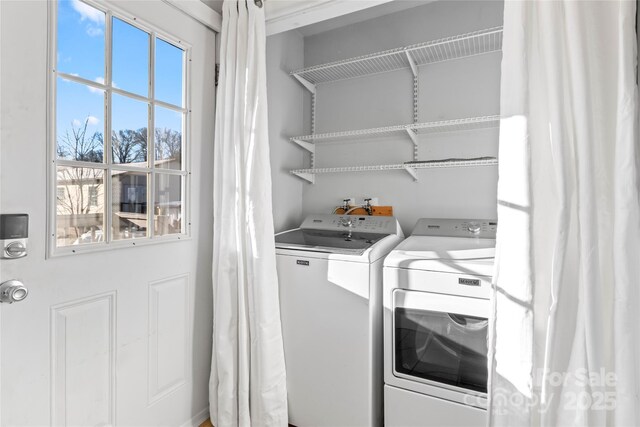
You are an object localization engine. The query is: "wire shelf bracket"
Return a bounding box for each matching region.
[405,129,419,147]
[291,138,315,154]
[291,170,315,184]
[292,73,316,94]
[405,51,418,77]
[403,164,419,181]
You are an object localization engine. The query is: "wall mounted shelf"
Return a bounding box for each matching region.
[290,26,503,89]
[290,157,498,184]
[288,26,503,184]
[290,115,500,152]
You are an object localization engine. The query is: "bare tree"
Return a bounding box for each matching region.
[56,117,104,244]
[112,128,147,164]
[154,128,181,165]
[57,117,103,162]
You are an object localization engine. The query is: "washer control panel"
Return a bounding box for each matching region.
[300,214,401,235]
[411,218,497,239]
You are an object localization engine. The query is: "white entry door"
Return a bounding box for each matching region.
[0,1,215,425]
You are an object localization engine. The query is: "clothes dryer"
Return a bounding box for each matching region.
[383,218,496,427]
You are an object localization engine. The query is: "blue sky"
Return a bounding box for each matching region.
[57,0,183,160]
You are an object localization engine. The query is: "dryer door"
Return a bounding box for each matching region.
[392,289,490,395]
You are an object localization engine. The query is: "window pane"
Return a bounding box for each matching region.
[57,0,105,81]
[56,166,104,247]
[112,94,148,165]
[155,38,184,106]
[154,174,182,236]
[112,171,148,241]
[57,77,105,162]
[154,107,182,170]
[112,17,149,96]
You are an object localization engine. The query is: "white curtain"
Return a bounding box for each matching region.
[489,1,640,426]
[209,1,288,426]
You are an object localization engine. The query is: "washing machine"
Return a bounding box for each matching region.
[275,214,404,427]
[383,218,497,427]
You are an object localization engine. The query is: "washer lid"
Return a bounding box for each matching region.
[275,228,390,256]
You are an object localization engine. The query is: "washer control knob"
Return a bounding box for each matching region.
[467,222,481,234]
[0,280,28,304]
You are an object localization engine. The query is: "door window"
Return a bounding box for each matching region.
[53,0,188,252]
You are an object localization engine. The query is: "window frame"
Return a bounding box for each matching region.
[47,0,192,257]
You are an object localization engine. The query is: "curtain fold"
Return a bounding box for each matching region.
[489,1,640,426]
[209,1,288,426]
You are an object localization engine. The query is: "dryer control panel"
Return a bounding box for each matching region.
[300,214,402,235]
[411,218,497,239]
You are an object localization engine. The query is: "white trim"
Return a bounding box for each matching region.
[105,8,114,243]
[180,407,210,427]
[46,0,57,258]
[149,27,157,239]
[183,43,192,237]
[53,233,191,258]
[56,72,187,113]
[161,0,399,37]
[163,0,222,32]
[55,160,188,175]
[265,0,395,36]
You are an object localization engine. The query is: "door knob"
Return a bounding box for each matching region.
[0,280,28,303]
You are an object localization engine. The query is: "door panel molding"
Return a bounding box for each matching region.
[50,291,117,426]
[148,274,190,405]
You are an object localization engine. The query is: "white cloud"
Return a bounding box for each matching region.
[86,116,100,126]
[71,0,104,24]
[72,119,81,127]
[86,26,104,37]
[71,0,105,37]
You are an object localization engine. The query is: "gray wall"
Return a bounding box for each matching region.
[266,31,305,232]
[294,1,504,234]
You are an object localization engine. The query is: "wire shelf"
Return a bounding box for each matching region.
[290,27,503,85]
[291,115,500,146]
[290,157,498,183]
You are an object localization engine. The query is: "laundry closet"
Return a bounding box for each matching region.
[267,0,504,234]
[266,2,503,426]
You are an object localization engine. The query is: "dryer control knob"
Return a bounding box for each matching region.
[467,222,481,234]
